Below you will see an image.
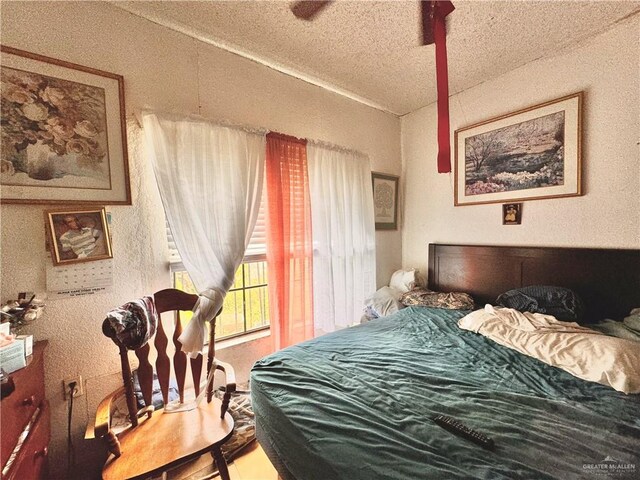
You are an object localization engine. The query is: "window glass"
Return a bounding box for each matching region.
[173,260,270,340]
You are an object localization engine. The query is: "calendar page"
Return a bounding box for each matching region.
[46,256,114,299]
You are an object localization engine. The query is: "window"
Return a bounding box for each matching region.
[173,261,270,340]
[168,190,270,340]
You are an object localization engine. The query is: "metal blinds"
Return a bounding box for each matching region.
[166,220,181,264]
[243,185,268,261]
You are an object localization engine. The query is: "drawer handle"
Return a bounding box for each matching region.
[35,446,48,458]
[22,395,36,406]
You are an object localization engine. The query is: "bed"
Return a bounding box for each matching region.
[250,244,640,480]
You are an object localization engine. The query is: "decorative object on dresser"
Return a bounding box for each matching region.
[0,45,131,205]
[1,293,45,333]
[1,341,50,480]
[45,207,113,265]
[454,92,582,206]
[371,171,399,230]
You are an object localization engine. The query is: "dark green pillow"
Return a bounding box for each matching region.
[496,285,586,322]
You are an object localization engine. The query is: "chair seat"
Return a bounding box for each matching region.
[102,397,234,480]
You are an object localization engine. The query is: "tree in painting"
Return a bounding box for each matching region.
[466,131,506,173]
[374,182,394,217]
[465,112,565,196]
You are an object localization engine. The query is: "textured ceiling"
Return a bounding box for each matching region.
[115,1,640,116]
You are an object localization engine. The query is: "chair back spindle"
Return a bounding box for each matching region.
[190,354,203,398]
[172,311,188,403]
[154,318,171,405]
[118,344,139,427]
[207,319,216,403]
[134,343,153,407]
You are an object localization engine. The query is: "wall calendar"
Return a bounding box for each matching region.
[46,256,113,299]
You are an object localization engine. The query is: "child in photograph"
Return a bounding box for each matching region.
[505,205,517,223]
[58,215,104,259]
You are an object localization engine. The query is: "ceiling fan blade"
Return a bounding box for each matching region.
[421,1,455,45]
[291,0,332,20]
[420,1,435,45]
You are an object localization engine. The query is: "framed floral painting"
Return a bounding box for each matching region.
[1,46,131,205]
[454,92,582,206]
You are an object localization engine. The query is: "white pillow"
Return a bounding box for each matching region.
[459,305,640,394]
[389,269,417,294]
[364,287,404,318]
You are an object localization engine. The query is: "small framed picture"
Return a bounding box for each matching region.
[502,203,522,225]
[372,172,399,230]
[45,207,112,265]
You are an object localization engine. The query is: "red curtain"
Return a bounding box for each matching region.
[265,133,314,350]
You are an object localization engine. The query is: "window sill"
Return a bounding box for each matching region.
[216,328,271,351]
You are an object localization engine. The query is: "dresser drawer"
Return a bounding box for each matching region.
[0,343,46,467]
[4,401,50,480]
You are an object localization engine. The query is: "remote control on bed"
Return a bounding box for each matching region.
[432,414,495,450]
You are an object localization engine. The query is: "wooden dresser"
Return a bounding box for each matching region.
[1,341,50,480]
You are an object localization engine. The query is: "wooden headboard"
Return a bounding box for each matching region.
[428,244,640,322]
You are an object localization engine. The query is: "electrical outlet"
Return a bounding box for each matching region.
[63,376,84,399]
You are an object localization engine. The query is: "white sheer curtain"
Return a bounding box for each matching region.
[307,143,376,336]
[143,112,266,357]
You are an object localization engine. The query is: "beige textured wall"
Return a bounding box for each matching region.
[0,2,401,478]
[401,16,640,275]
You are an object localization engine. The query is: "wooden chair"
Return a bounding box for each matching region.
[92,289,236,480]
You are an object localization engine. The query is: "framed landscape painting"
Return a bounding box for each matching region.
[454,92,582,206]
[1,46,131,205]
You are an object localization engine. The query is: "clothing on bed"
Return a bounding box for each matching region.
[362,286,404,322]
[625,307,640,330]
[590,307,640,342]
[361,269,420,322]
[251,307,640,480]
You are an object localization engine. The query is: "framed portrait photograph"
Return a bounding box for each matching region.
[372,172,399,230]
[454,92,582,206]
[502,203,522,225]
[1,46,131,205]
[46,207,113,265]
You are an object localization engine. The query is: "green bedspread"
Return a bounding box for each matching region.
[250,307,640,480]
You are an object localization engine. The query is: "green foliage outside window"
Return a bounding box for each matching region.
[174,261,270,339]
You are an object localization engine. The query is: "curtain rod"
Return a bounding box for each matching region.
[267,131,307,144]
[306,138,367,158]
[139,110,368,158]
[138,110,268,135]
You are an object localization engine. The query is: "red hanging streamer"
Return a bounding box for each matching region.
[431,1,455,173]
